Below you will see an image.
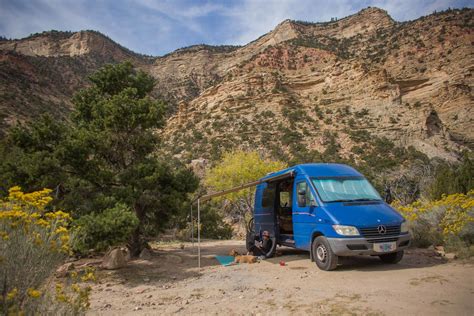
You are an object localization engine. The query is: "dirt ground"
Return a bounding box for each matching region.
[87,240,474,315]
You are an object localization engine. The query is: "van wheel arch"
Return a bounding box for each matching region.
[312,236,338,270]
[310,232,324,262]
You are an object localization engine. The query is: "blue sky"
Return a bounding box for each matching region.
[0,0,472,56]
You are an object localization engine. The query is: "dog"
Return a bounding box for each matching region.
[229,249,257,264]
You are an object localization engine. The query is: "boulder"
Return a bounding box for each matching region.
[101,248,127,270]
[434,245,446,257]
[121,247,131,261]
[445,253,457,260]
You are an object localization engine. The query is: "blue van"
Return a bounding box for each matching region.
[250,163,411,270]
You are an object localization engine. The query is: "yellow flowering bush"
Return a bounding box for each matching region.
[54,267,95,314]
[0,186,92,314]
[0,186,72,253]
[392,190,474,255]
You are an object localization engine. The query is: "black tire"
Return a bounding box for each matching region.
[312,236,338,271]
[245,231,255,253]
[379,250,404,264]
[265,237,277,258]
[245,218,255,253]
[246,217,255,234]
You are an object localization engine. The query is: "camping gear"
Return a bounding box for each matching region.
[214,255,235,266]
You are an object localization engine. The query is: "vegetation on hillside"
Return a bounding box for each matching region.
[430,153,474,199]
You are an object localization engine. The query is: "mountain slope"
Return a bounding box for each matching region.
[0,30,152,132]
[0,7,472,162]
[163,8,473,162]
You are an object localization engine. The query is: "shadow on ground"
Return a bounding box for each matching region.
[99,241,247,288]
[259,245,447,272]
[95,241,448,288]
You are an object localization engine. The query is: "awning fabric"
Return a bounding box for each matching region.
[200,170,294,201]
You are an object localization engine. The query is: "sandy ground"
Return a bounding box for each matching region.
[87,240,474,315]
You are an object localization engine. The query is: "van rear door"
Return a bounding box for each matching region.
[254,182,277,238]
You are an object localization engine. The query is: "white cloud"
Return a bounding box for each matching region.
[220,0,355,45]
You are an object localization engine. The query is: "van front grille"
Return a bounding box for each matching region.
[365,237,399,244]
[359,225,400,238]
[347,244,368,250]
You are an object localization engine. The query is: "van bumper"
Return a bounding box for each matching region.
[327,234,411,256]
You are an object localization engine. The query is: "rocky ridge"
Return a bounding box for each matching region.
[0,7,472,162]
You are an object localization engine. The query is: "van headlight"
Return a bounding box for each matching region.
[333,225,360,236]
[401,221,409,233]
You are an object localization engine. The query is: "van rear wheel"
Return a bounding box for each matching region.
[312,236,338,271]
[379,250,404,264]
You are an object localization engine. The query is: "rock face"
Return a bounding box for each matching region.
[101,248,127,270]
[0,7,472,161]
[0,30,139,58]
[161,8,473,161]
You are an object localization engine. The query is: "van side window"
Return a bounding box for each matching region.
[297,181,316,207]
[280,191,290,207]
[278,181,293,208]
[262,184,276,208]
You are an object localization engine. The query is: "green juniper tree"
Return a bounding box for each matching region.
[430,152,474,199]
[0,62,198,256]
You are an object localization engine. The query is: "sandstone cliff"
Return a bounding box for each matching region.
[0,7,472,162]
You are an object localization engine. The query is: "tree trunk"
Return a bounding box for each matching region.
[128,203,145,257]
[128,227,142,258]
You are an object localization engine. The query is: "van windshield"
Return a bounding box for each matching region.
[311,177,381,203]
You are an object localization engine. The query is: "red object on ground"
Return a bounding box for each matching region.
[280,261,286,266]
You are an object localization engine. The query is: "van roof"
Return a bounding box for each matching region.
[260,163,362,181]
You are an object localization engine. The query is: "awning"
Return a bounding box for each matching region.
[193,169,295,268]
[200,170,294,201]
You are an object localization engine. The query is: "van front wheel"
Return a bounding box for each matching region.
[312,236,338,271]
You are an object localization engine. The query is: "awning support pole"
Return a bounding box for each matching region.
[198,198,201,269]
[191,204,194,250]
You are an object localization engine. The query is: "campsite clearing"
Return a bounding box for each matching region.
[88,240,473,315]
